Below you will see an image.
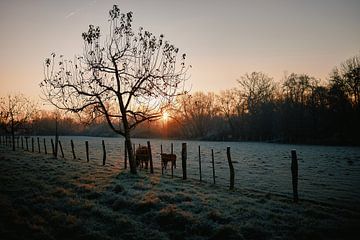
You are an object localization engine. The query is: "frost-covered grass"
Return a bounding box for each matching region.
[0,145,359,240]
[32,136,360,211]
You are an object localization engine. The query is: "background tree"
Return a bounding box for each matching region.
[333,54,360,107]
[217,88,245,139]
[236,72,275,140]
[237,72,275,114]
[177,92,219,139]
[41,5,189,173]
[0,94,37,151]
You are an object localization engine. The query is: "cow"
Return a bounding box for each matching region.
[160,153,176,170]
[135,145,149,169]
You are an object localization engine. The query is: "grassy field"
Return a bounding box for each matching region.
[0,145,359,240]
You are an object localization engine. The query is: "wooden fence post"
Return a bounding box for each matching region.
[291,149,299,203]
[212,149,216,184]
[198,145,202,182]
[25,137,29,151]
[43,138,47,154]
[124,140,127,169]
[85,141,89,162]
[37,137,40,153]
[102,140,106,166]
[171,143,174,177]
[71,140,76,159]
[227,147,234,190]
[160,144,163,175]
[182,143,187,180]
[51,139,55,157]
[31,138,34,152]
[59,140,64,158]
[147,141,154,174]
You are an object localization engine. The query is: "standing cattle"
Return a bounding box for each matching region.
[161,153,176,170]
[135,146,150,169]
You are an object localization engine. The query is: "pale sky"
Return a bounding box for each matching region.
[0,0,359,100]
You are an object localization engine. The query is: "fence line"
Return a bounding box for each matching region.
[0,135,300,201]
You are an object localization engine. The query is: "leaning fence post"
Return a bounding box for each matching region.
[51,139,55,157]
[198,145,202,182]
[212,149,216,184]
[37,137,40,153]
[31,137,34,152]
[102,140,106,166]
[227,147,234,190]
[182,143,187,180]
[59,140,64,158]
[71,140,76,159]
[147,141,154,174]
[291,149,299,203]
[124,140,127,169]
[85,141,89,162]
[43,138,47,154]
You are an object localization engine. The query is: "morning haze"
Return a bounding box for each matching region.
[1,0,359,97]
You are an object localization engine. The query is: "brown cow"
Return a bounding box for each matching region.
[135,146,149,169]
[161,153,176,170]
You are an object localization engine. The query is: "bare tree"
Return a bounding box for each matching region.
[177,92,219,138]
[217,88,245,137]
[282,73,318,105]
[41,5,189,174]
[0,94,37,151]
[237,72,275,114]
[334,54,360,107]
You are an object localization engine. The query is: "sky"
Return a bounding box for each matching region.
[0,0,359,102]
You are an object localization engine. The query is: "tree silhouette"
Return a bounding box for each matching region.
[41,5,189,173]
[237,72,275,114]
[0,94,37,151]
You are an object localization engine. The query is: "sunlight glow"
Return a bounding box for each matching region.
[162,111,169,122]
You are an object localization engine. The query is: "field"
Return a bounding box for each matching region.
[33,136,360,206]
[0,138,360,239]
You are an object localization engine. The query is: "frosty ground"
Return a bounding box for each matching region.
[0,145,359,240]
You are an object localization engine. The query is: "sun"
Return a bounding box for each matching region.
[162,111,169,122]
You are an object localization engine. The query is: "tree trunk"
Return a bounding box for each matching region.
[116,83,137,174]
[124,132,136,174]
[54,118,58,158]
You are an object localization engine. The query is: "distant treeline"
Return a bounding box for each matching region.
[160,54,359,145]
[168,55,360,145]
[2,54,359,146]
